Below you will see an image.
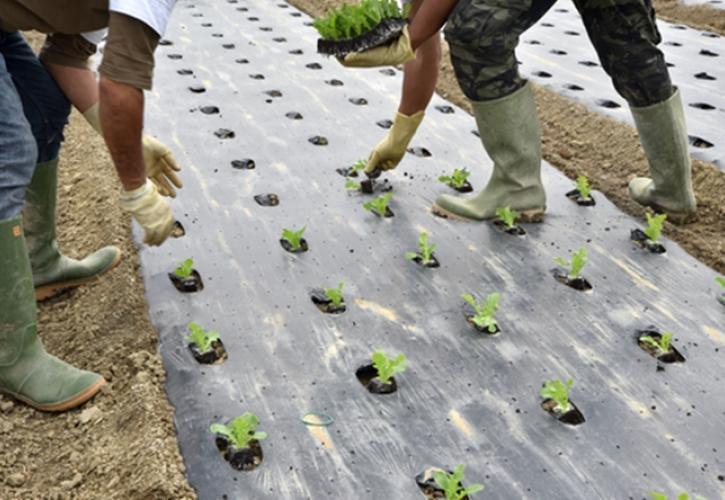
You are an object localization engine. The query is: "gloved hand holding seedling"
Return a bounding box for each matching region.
[461,293,500,334]
[540,379,573,413]
[433,464,484,500]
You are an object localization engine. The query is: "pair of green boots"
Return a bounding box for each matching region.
[432,82,696,222]
[0,160,120,412]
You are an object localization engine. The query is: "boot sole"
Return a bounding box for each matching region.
[1,377,106,412]
[431,203,546,223]
[34,249,123,301]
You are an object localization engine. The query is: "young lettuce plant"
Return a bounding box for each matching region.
[650,492,706,500]
[371,350,407,384]
[405,232,436,266]
[186,322,220,352]
[644,212,667,242]
[639,331,673,354]
[576,175,592,200]
[540,379,573,413]
[495,206,519,230]
[313,0,403,41]
[175,258,194,279]
[433,464,484,500]
[210,412,267,449]
[363,192,393,217]
[281,226,306,251]
[555,247,588,280]
[718,277,725,305]
[324,282,345,307]
[345,178,361,190]
[438,168,471,189]
[461,293,500,333]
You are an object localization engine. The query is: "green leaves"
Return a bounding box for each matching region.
[324,282,345,306]
[649,492,705,500]
[371,350,407,384]
[461,292,500,333]
[540,379,573,413]
[186,322,220,352]
[433,464,484,500]
[210,412,267,449]
[640,331,673,354]
[405,232,436,265]
[345,179,361,190]
[363,192,393,217]
[282,226,306,251]
[576,175,592,200]
[313,0,403,41]
[438,168,471,189]
[555,247,588,280]
[174,258,194,279]
[644,212,667,242]
[495,206,519,230]
[715,276,725,289]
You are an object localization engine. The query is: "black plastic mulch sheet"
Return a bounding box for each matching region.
[136,1,725,498]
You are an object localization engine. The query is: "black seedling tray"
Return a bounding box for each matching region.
[317,18,407,57]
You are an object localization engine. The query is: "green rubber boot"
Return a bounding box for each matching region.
[0,216,105,412]
[432,82,546,222]
[629,89,697,223]
[23,160,122,300]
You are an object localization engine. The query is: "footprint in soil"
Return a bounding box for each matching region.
[212,33,223,38]
[349,98,368,105]
[325,79,343,86]
[664,41,682,47]
[541,22,554,27]
[248,16,259,21]
[200,106,220,114]
[236,6,248,11]
[214,128,235,139]
[231,159,255,169]
[290,12,302,17]
[306,63,322,70]
[286,111,303,120]
[524,39,541,45]
[564,30,580,36]
[407,147,431,157]
[188,85,206,93]
[309,136,329,146]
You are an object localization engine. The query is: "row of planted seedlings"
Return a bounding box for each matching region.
[163,158,708,497]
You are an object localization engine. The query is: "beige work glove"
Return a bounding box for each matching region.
[341,26,416,68]
[365,110,425,178]
[82,104,183,197]
[120,179,175,246]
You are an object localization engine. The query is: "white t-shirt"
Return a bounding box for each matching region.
[109,0,176,36]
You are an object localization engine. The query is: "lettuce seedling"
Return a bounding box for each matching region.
[576,175,592,200]
[313,0,403,41]
[351,159,366,175]
[324,282,345,306]
[540,379,573,413]
[433,464,484,500]
[438,168,471,189]
[174,258,194,279]
[210,412,267,449]
[555,247,587,280]
[644,212,667,242]
[345,178,361,190]
[363,192,392,217]
[495,206,519,230]
[461,293,500,333]
[639,331,673,354]
[371,350,407,384]
[186,322,220,352]
[650,492,705,500]
[716,277,724,289]
[281,226,306,251]
[405,232,436,266]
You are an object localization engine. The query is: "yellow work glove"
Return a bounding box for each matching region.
[120,179,175,246]
[341,26,415,68]
[82,104,183,197]
[365,110,425,178]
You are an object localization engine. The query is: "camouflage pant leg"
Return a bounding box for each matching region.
[444,0,556,101]
[573,0,673,107]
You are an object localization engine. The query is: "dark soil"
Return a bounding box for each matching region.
[541,399,586,426]
[169,270,204,292]
[630,229,667,254]
[552,268,593,292]
[636,329,686,363]
[310,288,346,314]
[189,339,228,365]
[214,436,264,471]
[355,364,397,394]
[493,220,526,236]
[415,468,470,500]
[280,238,309,253]
[565,189,596,206]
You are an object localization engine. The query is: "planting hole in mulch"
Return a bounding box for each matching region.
[435,105,454,114]
[286,111,303,120]
[564,83,584,91]
[379,68,396,76]
[253,194,279,207]
[355,363,397,395]
[177,69,193,75]
[280,238,308,254]
[222,43,235,49]
[289,49,304,55]
[541,399,586,426]
[699,49,718,57]
[407,147,431,158]
[376,119,393,129]
[360,178,393,195]
[309,136,328,146]
[532,71,553,78]
[249,74,265,80]
[259,27,273,32]
[169,269,204,293]
[231,159,255,170]
[235,58,249,64]
[349,97,368,105]
[189,339,228,365]
[188,84,206,93]
[687,135,714,149]
[462,302,500,335]
[565,188,596,206]
[408,252,440,269]
[310,288,346,314]
[415,468,471,500]
[636,329,686,364]
[159,39,173,46]
[630,229,666,254]
[214,434,263,471]
[200,106,220,115]
[694,72,716,81]
[317,18,407,58]
[170,221,186,239]
[596,99,621,109]
[264,90,283,98]
[214,128,235,139]
[273,37,287,43]
[211,33,223,38]
[167,53,183,59]
[552,268,593,292]
[305,62,322,70]
[493,220,526,236]
[325,79,343,86]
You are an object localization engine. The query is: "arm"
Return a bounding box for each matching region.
[408,0,458,50]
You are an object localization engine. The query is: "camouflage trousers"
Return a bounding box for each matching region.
[444,0,674,106]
